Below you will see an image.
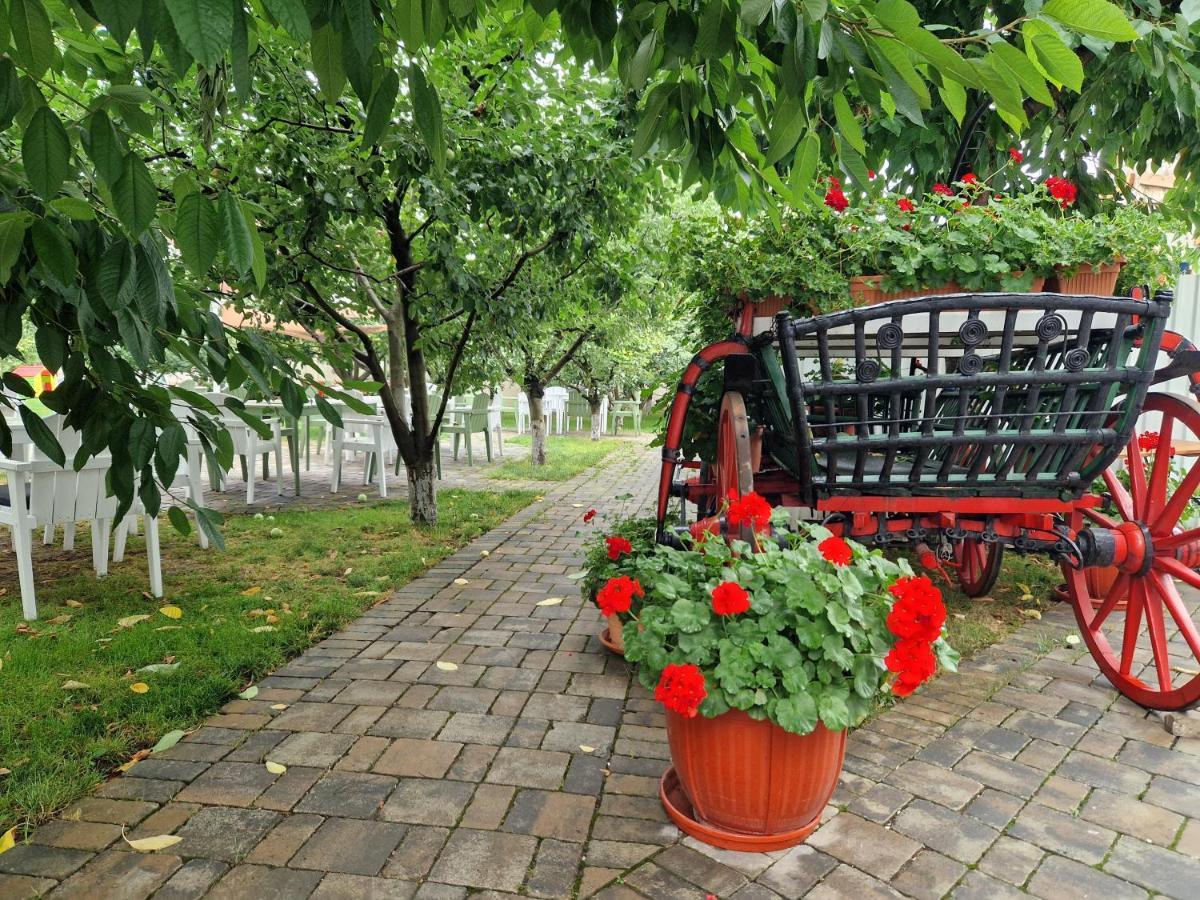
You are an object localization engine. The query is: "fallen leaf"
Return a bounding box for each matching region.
[536,597,563,607]
[65,599,83,608]
[159,606,183,620]
[130,682,150,694]
[251,625,276,633]
[270,704,289,711]
[238,686,259,700]
[571,503,583,508]
[1020,609,1043,620]
[136,663,179,674]
[579,745,595,753]
[117,615,150,629]
[0,768,10,777]
[61,680,91,690]
[123,833,182,852]
[480,550,490,557]
[154,626,183,632]
[265,761,287,775]
[435,661,459,672]
[151,730,185,754]
[46,614,72,625]
[241,586,263,596]
[453,578,468,586]
[1065,634,1081,646]
[0,827,14,855]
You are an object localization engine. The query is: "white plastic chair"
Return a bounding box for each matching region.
[331,415,396,498]
[205,393,283,505]
[516,393,530,434]
[544,386,568,435]
[488,395,505,457]
[0,417,162,620]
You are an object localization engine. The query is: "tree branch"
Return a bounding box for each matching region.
[544,327,593,383]
[488,233,562,301]
[430,309,479,441]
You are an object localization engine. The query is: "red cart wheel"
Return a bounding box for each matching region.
[715,391,754,502]
[955,541,1004,598]
[1064,393,1200,709]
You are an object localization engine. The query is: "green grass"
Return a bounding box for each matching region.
[488,435,621,482]
[0,488,535,837]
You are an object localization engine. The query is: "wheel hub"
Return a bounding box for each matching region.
[1113,521,1154,576]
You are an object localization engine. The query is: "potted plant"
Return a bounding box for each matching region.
[621,494,958,850]
[579,515,658,654]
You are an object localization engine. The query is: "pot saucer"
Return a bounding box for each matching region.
[598,627,624,656]
[658,767,822,852]
[1053,581,1129,611]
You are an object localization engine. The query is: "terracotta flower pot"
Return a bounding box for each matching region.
[849,275,962,306]
[1053,261,1123,296]
[662,708,846,849]
[600,613,625,655]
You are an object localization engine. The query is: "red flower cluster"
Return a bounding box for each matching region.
[597,575,644,617]
[655,663,708,717]
[711,580,751,615]
[726,491,772,532]
[884,575,947,697]
[818,535,853,567]
[583,508,596,524]
[897,197,916,213]
[1138,431,1160,452]
[1045,176,1077,208]
[961,173,978,185]
[932,183,954,196]
[1008,147,1024,163]
[824,176,849,212]
[605,535,632,560]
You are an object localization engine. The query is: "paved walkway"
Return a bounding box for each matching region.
[3,446,1200,898]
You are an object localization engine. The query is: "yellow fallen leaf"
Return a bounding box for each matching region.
[265,761,287,775]
[123,833,182,852]
[270,704,289,711]
[536,597,563,607]
[130,682,150,694]
[571,503,584,508]
[251,625,276,633]
[155,626,183,632]
[241,586,263,596]
[1020,609,1042,620]
[579,745,595,753]
[46,614,72,625]
[0,767,10,776]
[1066,634,1081,646]
[0,827,15,855]
[61,680,91,690]
[117,615,150,629]
[159,606,183,620]
[65,599,83,609]
[453,578,469,586]
[435,661,459,672]
[480,550,490,557]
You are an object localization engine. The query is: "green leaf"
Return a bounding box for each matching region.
[789,132,819,195]
[245,201,267,290]
[765,95,805,167]
[155,423,185,486]
[175,192,220,275]
[0,212,30,283]
[219,191,254,275]
[93,0,142,47]
[774,691,818,735]
[817,687,851,731]
[342,0,376,62]
[22,106,71,199]
[937,78,967,125]
[113,153,157,236]
[261,0,310,41]
[832,91,865,156]
[167,506,192,536]
[740,0,772,28]
[2,372,35,398]
[151,728,186,753]
[19,404,64,465]
[164,0,234,69]
[989,41,1053,107]
[629,30,657,91]
[279,379,303,419]
[1041,0,1138,42]
[315,395,343,429]
[1024,20,1085,92]
[86,111,126,187]
[30,220,76,284]
[9,0,55,79]
[363,69,399,146]
[310,25,346,99]
[631,85,672,159]
[408,63,446,171]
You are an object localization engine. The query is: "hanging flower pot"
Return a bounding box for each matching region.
[849,275,962,306]
[1052,260,1124,296]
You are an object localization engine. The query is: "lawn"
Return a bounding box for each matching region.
[488,434,621,481]
[0,488,535,837]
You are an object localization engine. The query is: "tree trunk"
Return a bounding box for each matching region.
[528,387,547,466]
[589,399,602,441]
[407,458,437,525]
[384,311,411,422]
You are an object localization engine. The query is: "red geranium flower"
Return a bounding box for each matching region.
[897,197,916,213]
[887,576,947,642]
[824,187,849,212]
[583,508,596,524]
[868,169,877,179]
[605,535,632,560]
[932,183,954,196]
[1045,176,1077,208]
[1138,431,1159,452]
[1008,147,1024,163]
[961,172,978,185]
[711,580,751,615]
[655,663,708,717]
[726,490,772,532]
[818,535,853,567]
[885,638,937,696]
[827,175,841,188]
[596,575,644,617]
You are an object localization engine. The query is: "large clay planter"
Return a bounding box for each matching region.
[850,275,962,305]
[660,708,846,851]
[1052,261,1123,296]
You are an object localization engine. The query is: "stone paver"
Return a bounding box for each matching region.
[10,439,1200,897]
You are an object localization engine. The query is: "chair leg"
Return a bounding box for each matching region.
[484,430,492,463]
[188,451,209,550]
[375,427,388,498]
[12,523,38,620]
[113,519,129,562]
[453,433,461,461]
[63,523,75,551]
[331,429,343,492]
[145,514,162,597]
[92,519,109,576]
[43,523,53,546]
[465,432,473,466]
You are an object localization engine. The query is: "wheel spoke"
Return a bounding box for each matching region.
[1155,526,1200,552]
[1091,571,1130,631]
[1102,466,1135,523]
[1152,572,1200,663]
[1082,507,1119,530]
[1145,415,1175,524]
[1152,456,1200,536]
[1120,580,1146,676]
[1143,582,1174,692]
[1157,555,1200,592]
[1127,436,1150,521]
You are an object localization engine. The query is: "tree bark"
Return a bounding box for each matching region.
[589,399,602,441]
[407,457,437,525]
[527,383,547,466]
